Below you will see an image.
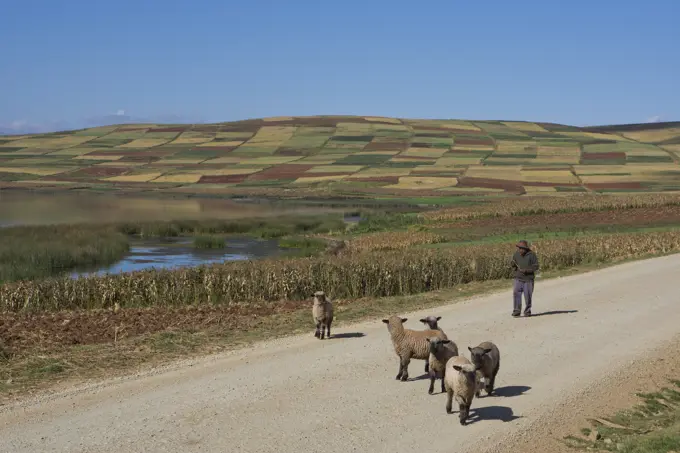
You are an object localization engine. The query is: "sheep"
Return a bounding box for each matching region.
[467,341,501,396]
[425,336,459,395]
[444,355,478,425]
[382,315,447,382]
[312,291,334,340]
[419,315,448,373]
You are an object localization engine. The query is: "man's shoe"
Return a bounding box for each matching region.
[512,312,520,317]
[524,312,532,317]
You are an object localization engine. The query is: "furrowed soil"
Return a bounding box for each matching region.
[0,254,679,453]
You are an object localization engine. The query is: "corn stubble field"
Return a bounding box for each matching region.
[2,116,680,397]
[1,116,680,196]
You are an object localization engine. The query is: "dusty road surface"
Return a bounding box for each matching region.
[1,254,680,453]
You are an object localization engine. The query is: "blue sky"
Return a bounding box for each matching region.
[2,0,679,133]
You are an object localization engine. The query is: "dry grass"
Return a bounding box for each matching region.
[150,174,203,183]
[73,154,124,161]
[116,138,172,148]
[104,172,163,182]
[501,122,550,132]
[0,167,71,176]
[385,176,458,189]
[401,147,449,158]
[621,127,680,143]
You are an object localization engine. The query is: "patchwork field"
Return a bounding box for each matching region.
[1,116,679,196]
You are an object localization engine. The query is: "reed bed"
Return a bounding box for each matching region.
[3,230,679,313]
[422,193,680,222]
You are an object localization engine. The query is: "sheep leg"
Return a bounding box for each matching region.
[326,319,332,339]
[486,362,500,395]
[319,322,325,340]
[459,402,470,426]
[445,389,454,414]
[399,356,410,381]
[424,361,429,373]
[440,375,446,394]
[396,359,404,380]
[314,321,321,338]
[428,370,436,395]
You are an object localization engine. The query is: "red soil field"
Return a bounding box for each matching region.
[198,175,250,184]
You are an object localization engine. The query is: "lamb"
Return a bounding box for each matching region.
[426,336,459,395]
[382,315,447,381]
[468,341,501,396]
[419,315,448,373]
[312,291,334,340]
[443,355,478,425]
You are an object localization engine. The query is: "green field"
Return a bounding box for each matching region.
[1,116,679,197]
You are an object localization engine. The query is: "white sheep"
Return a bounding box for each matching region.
[426,336,459,395]
[419,315,448,373]
[468,341,501,396]
[312,291,334,340]
[444,355,478,425]
[382,315,447,381]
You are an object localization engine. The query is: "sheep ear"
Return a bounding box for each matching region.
[436,316,441,321]
[419,318,426,323]
[467,346,473,352]
[400,318,407,323]
[483,348,493,355]
[382,319,389,324]
[441,340,451,344]
[426,338,431,343]
[452,365,462,372]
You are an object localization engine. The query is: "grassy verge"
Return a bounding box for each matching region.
[564,380,680,452]
[0,256,671,402]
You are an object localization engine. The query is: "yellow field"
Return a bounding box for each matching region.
[556,131,630,142]
[484,157,541,165]
[348,168,411,178]
[400,147,448,158]
[0,150,48,156]
[524,185,558,193]
[5,158,66,165]
[621,127,680,143]
[578,175,641,184]
[262,116,294,122]
[170,132,216,145]
[14,180,77,185]
[573,164,671,175]
[625,147,673,157]
[186,168,262,176]
[520,170,579,184]
[335,122,374,134]
[237,156,302,165]
[117,138,172,148]
[465,165,522,180]
[307,165,364,173]
[46,148,97,156]
[215,132,254,139]
[293,174,348,183]
[105,172,163,182]
[451,144,495,151]
[203,156,243,164]
[246,126,297,144]
[364,117,402,124]
[73,154,124,161]
[495,140,537,152]
[501,122,549,133]
[435,156,484,165]
[384,176,457,190]
[0,167,72,176]
[150,173,203,183]
[441,121,482,131]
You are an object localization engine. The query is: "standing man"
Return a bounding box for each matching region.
[510,240,539,317]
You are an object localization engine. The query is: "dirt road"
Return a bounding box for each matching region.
[2,254,680,453]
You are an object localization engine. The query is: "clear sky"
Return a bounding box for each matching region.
[2,0,679,133]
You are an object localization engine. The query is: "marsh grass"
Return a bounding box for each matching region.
[193,235,226,249]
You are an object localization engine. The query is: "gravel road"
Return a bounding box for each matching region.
[1,254,679,453]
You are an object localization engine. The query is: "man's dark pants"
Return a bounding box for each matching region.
[513,278,534,315]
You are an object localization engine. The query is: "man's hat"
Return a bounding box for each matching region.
[516,240,531,250]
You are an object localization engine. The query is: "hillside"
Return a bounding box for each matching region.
[1,115,679,198]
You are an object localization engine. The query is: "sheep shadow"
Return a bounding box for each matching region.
[330,332,365,339]
[490,385,531,398]
[465,405,522,424]
[530,310,578,317]
[407,373,430,382]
